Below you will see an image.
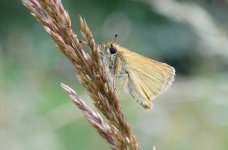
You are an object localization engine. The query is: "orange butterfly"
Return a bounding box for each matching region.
[100,37,175,109]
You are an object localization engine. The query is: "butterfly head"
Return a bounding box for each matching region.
[100,34,120,63]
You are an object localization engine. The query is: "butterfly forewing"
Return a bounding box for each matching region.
[119,48,175,109]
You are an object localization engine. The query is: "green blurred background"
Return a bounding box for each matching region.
[1,0,228,150]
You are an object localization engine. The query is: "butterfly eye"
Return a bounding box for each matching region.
[109,45,117,54]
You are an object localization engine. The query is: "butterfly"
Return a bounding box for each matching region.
[100,36,175,109]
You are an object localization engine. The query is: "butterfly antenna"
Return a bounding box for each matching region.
[112,34,118,43]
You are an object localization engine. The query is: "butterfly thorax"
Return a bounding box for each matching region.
[99,41,128,89]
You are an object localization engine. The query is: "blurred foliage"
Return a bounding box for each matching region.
[0,0,228,150]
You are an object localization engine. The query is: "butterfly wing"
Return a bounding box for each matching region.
[120,49,175,109]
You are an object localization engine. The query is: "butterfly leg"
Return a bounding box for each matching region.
[114,72,129,93]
